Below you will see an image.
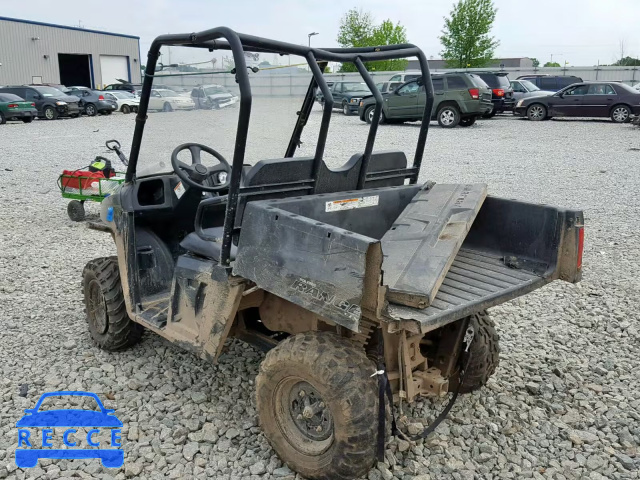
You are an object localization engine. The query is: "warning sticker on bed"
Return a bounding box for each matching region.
[174,182,186,199]
[325,195,379,212]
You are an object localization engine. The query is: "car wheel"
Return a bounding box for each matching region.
[526,104,546,121]
[482,107,496,119]
[437,105,460,128]
[459,116,476,127]
[257,332,378,480]
[365,106,378,124]
[21,117,33,123]
[611,105,631,123]
[43,106,58,120]
[121,104,131,114]
[85,103,97,116]
[163,102,173,112]
[67,200,85,222]
[82,257,143,351]
[342,101,351,116]
[0,112,5,125]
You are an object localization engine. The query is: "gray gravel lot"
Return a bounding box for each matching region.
[1,98,639,480]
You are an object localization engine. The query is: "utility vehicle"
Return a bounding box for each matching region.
[81,27,584,480]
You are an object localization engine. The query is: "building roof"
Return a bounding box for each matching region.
[0,16,139,40]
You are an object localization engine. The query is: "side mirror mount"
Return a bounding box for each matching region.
[558,92,564,98]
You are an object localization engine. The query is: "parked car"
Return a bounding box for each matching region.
[471,72,515,116]
[388,71,422,83]
[191,84,239,109]
[0,93,38,124]
[358,73,492,128]
[149,89,195,111]
[103,83,142,96]
[516,74,583,93]
[510,79,554,103]
[66,86,118,116]
[102,91,140,114]
[0,85,80,120]
[514,81,640,122]
[375,81,403,94]
[316,81,372,115]
[29,83,69,92]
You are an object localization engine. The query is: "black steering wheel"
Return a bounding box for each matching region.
[171,143,231,192]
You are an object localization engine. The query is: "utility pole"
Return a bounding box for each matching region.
[308,32,319,47]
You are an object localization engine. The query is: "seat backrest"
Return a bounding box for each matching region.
[235,151,410,226]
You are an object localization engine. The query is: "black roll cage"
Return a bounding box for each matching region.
[126,27,434,266]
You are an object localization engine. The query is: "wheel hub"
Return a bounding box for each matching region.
[88,280,108,334]
[288,381,333,441]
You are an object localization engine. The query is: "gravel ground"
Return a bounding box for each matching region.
[0,99,639,480]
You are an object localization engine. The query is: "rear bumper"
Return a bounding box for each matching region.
[6,110,37,119]
[492,98,516,112]
[97,101,117,112]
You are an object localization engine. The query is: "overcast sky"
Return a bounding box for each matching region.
[2,0,639,67]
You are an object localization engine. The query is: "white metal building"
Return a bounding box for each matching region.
[0,16,141,89]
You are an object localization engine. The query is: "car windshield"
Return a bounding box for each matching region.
[33,86,65,97]
[204,86,228,95]
[36,395,102,412]
[342,82,370,92]
[520,80,539,91]
[0,93,24,101]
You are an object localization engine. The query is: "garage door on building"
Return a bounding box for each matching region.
[99,55,129,87]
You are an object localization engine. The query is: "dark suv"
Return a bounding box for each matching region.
[474,72,515,116]
[315,81,371,115]
[358,73,492,128]
[0,85,80,120]
[516,75,583,92]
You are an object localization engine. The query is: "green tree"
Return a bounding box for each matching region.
[530,57,540,67]
[614,56,640,66]
[336,8,408,72]
[543,61,561,67]
[439,0,499,68]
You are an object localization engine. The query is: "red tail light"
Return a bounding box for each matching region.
[493,88,505,97]
[7,103,18,108]
[577,227,584,270]
[98,95,104,101]
[468,88,480,99]
[30,103,36,107]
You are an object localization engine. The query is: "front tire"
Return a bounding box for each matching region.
[121,104,131,114]
[82,257,143,351]
[437,105,460,128]
[43,106,58,120]
[257,332,378,480]
[611,104,631,123]
[67,200,85,221]
[365,106,384,124]
[342,101,351,116]
[163,102,173,112]
[22,117,34,123]
[526,103,546,121]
